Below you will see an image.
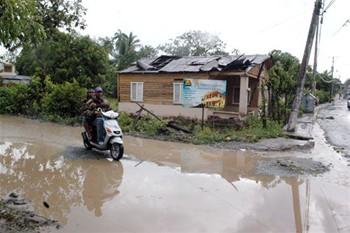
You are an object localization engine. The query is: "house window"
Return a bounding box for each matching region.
[130,82,143,102]
[232,87,240,104]
[173,82,183,104]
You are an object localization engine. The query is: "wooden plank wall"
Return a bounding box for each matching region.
[118,73,209,104]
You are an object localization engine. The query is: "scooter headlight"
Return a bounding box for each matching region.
[113,130,121,134]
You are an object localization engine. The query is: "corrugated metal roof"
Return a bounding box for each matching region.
[119,54,271,74]
[0,74,31,81]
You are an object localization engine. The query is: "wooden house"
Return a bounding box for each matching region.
[117,55,272,120]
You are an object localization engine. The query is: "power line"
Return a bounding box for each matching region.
[323,0,336,14]
[333,19,350,36]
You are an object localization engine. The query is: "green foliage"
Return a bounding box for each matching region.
[16,32,110,88]
[117,112,282,144]
[267,50,300,123]
[192,116,282,144]
[0,0,86,51]
[118,113,166,136]
[192,126,226,144]
[0,84,30,114]
[316,89,331,103]
[158,30,228,56]
[41,80,86,118]
[0,0,45,50]
[36,0,86,35]
[0,77,86,124]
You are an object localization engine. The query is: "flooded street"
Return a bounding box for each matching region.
[1,115,350,233]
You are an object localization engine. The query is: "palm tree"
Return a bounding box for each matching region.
[112,30,140,70]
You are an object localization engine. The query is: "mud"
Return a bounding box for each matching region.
[214,137,315,152]
[1,115,350,233]
[256,157,331,177]
[0,193,59,233]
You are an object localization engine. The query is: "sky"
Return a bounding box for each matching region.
[82,0,350,82]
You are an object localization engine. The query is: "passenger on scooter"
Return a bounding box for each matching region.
[91,87,111,144]
[81,89,95,140]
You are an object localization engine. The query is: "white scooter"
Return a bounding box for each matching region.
[82,110,124,160]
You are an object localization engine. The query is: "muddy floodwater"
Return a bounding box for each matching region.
[1,115,350,233]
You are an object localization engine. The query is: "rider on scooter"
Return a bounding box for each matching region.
[91,87,111,144]
[81,89,96,140]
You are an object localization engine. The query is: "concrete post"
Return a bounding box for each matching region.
[239,75,249,115]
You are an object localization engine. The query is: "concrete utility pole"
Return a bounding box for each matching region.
[330,56,335,99]
[312,16,320,95]
[287,0,323,132]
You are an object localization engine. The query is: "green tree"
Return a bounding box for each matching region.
[138,45,158,59]
[0,0,45,50]
[36,0,86,35]
[267,50,300,123]
[158,30,228,56]
[112,30,141,70]
[16,32,110,88]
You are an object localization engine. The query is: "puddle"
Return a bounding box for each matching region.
[1,115,350,233]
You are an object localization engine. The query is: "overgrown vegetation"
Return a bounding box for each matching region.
[0,77,86,124]
[118,113,283,144]
[192,116,282,144]
[266,50,341,124]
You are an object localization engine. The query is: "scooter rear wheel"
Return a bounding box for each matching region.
[110,143,124,160]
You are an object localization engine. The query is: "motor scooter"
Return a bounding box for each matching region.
[82,110,124,160]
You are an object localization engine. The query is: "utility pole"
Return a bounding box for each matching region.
[287,0,323,132]
[312,13,321,95]
[330,56,335,100]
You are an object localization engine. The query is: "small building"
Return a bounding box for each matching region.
[117,55,272,120]
[0,62,31,86]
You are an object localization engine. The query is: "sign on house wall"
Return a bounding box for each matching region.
[182,79,227,108]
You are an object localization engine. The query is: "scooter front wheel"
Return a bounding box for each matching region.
[110,143,124,160]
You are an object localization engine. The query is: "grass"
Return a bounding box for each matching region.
[118,113,283,145]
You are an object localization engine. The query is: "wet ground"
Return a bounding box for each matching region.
[318,99,350,165]
[0,115,350,233]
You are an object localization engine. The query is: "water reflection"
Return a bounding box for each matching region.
[0,141,123,222]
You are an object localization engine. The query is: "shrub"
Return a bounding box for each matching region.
[316,89,330,104]
[0,84,30,114]
[41,80,86,118]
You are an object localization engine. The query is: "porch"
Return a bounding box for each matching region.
[208,74,261,119]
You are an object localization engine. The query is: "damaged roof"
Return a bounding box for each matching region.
[119,54,271,74]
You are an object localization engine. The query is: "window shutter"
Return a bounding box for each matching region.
[131,83,137,101]
[137,83,143,101]
[173,82,183,104]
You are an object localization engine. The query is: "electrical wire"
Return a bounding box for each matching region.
[323,0,336,14]
[333,19,350,36]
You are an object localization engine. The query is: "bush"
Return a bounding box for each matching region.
[41,80,86,118]
[118,113,166,136]
[316,89,330,104]
[0,77,86,124]
[0,84,30,114]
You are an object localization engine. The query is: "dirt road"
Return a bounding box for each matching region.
[0,115,350,232]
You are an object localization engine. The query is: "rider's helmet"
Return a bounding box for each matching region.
[95,87,103,93]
